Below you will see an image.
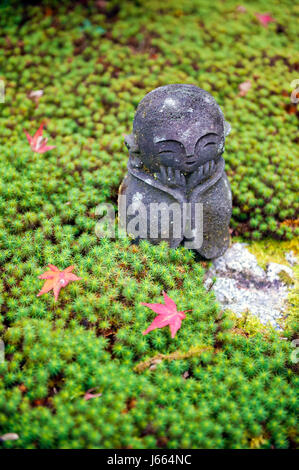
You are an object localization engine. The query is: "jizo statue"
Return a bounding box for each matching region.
[118,84,232,259]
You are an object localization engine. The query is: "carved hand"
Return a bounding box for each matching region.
[186,160,215,191]
[158,165,186,189]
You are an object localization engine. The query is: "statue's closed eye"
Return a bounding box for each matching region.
[158,150,174,154]
[197,132,218,144]
[195,133,218,153]
[203,142,216,148]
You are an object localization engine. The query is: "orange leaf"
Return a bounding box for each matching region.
[37,264,82,301]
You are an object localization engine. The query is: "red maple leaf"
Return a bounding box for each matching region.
[24,122,56,153]
[141,292,189,338]
[37,264,82,301]
[84,388,102,400]
[255,13,275,27]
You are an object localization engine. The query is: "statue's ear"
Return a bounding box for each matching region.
[124,134,139,153]
[124,134,142,168]
[224,121,231,137]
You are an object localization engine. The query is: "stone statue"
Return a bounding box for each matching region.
[118,84,232,259]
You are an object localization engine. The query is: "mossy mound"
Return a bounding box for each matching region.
[0,0,298,239]
[0,239,298,449]
[0,0,298,449]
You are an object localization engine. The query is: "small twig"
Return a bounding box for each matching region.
[134,345,214,373]
[207,279,216,292]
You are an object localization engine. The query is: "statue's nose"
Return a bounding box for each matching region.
[184,142,195,156]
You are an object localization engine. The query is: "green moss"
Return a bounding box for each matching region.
[278,270,294,286]
[246,239,298,270]
[0,0,298,449]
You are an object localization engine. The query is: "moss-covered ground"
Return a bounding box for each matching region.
[0,0,298,449]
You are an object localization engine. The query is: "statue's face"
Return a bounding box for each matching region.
[135,113,224,174]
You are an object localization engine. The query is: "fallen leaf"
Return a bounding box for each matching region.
[0,433,19,442]
[33,399,45,406]
[28,90,44,108]
[24,122,56,154]
[285,104,297,115]
[255,13,275,27]
[236,5,247,13]
[45,7,53,17]
[122,398,137,413]
[96,0,108,10]
[141,292,189,338]
[250,435,267,449]
[84,388,102,400]
[239,80,251,96]
[280,218,299,227]
[28,90,43,99]
[37,264,82,301]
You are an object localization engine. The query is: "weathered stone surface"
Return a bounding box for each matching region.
[205,243,295,328]
[285,250,297,266]
[118,84,232,259]
[266,262,294,283]
[213,242,266,280]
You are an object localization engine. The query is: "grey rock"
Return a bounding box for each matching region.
[206,243,294,328]
[285,250,297,266]
[266,262,294,283]
[212,242,266,280]
[118,84,232,259]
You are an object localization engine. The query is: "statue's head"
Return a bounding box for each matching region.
[125,84,231,174]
